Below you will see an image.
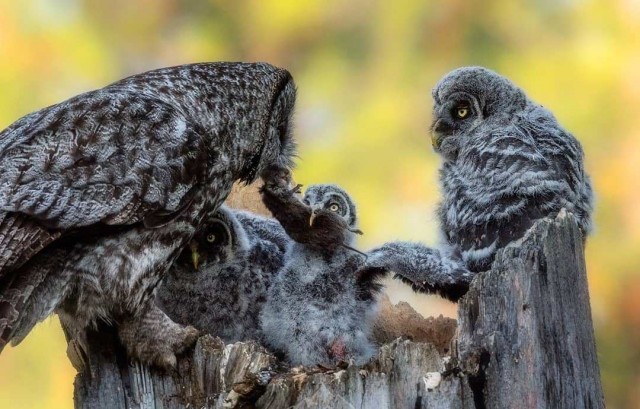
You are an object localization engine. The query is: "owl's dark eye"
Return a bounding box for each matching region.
[204,222,229,246]
[454,105,470,119]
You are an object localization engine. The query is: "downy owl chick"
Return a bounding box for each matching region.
[260,184,382,367]
[264,171,474,307]
[157,205,289,343]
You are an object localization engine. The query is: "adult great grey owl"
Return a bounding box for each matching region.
[369,67,592,294]
[156,205,289,343]
[0,62,297,367]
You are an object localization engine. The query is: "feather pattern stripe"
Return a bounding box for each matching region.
[0,212,61,274]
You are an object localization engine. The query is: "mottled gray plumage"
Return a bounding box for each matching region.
[432,67,592,273]
[363,241,473,302]
[157,205,289,343]
[0,62,297,367]
[260,184,381,367]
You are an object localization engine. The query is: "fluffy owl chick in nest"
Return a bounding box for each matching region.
[260,183,383,366]
[430,67,593,274]
[157,205,289,343]
[0,62,297,368]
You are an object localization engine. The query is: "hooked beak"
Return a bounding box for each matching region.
[309,206,321,227]
[431,119,444,149]
[190,242,200,271]
[431,132,441,149]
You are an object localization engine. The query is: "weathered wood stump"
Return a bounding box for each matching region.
[72,211,604,408]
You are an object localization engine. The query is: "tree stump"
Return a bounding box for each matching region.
[72,211,604,408]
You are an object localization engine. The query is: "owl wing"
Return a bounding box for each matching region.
[0,88,208,273]
[234,210,291,253]
[234,211,290,280]
[359,242,473,302]
[458,125,567,198]
[0,246,72,351]
[522,118,593,234]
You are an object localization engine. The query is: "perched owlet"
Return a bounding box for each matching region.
[431,67,592,274]
[260,183,382,367]
[0,62,297,367]
[156,205,289,343]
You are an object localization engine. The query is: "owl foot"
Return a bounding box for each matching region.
[118,303,200,369]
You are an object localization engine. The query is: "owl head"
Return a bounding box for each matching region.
[302,184,357,230]
[254,68,298,184]
[224,63,299,186]
[430,66,527,160]
[181,205,249,271]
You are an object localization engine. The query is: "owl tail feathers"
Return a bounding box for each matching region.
[0,254,71,352]
[0,211,61,278]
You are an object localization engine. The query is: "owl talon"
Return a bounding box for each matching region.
[290,183,303,195]
[118,305,200,369]
[157,353,178,371]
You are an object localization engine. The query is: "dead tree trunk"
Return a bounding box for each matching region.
[72,211,604,408]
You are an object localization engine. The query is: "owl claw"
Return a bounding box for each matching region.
[290,183,303,195]
[156,353,178,371]
[118,306,200,370]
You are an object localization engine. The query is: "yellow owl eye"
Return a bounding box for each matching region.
[207,234,216,243]
[455,107,469,119]
[329,204,339,212]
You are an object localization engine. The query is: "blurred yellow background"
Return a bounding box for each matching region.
[0,0,638,408]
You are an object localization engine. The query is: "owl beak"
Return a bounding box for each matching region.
[431,120,444,149]
[431,119,451,149]
[309,207,320,227]
[431,132,441,149]
[190,242,200,271]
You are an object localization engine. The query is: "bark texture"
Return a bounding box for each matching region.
[73,211,604,409]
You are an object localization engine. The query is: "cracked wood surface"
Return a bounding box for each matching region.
[73,212,603,408]
[456,211,604,409]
